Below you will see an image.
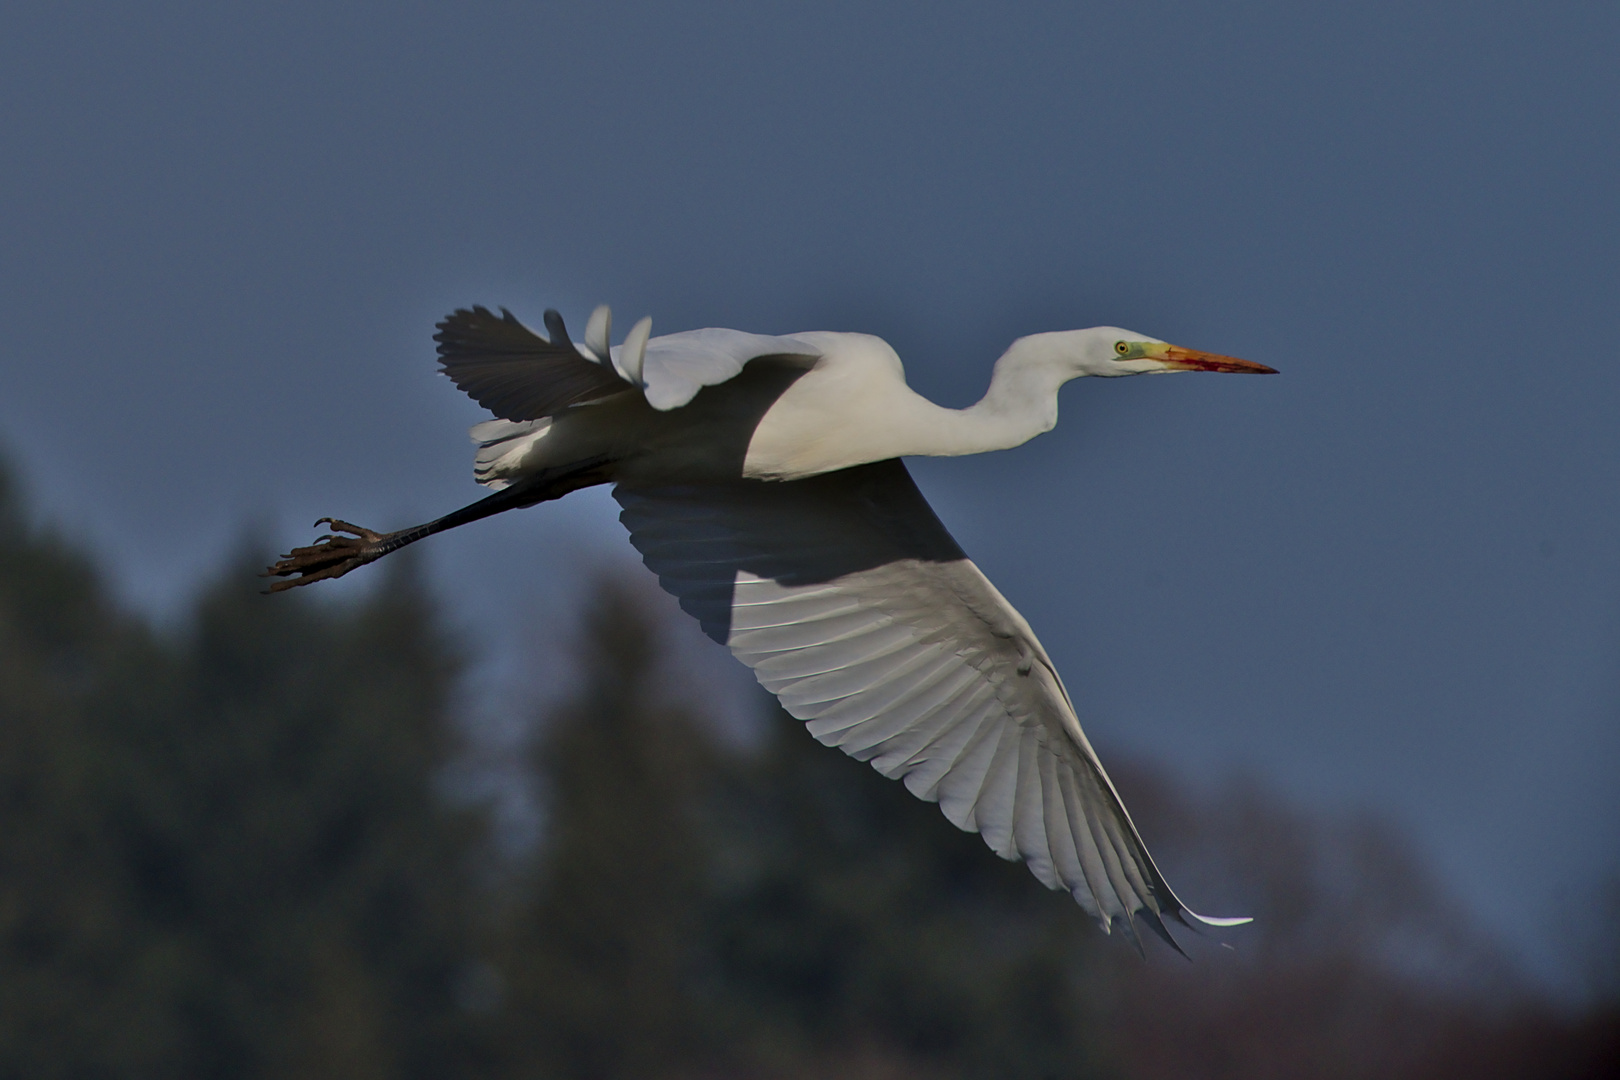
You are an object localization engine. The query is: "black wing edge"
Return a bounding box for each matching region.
[434,305,629,422]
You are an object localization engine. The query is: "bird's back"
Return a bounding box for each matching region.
[467,327,941,488]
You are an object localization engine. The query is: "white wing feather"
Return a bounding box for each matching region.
[614,327,820,411]
[615,459,1248,946]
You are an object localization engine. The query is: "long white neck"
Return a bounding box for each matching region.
[740,332,1081,480]
[905,336,1074,457]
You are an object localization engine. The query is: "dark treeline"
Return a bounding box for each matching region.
[0,458,1614,1079]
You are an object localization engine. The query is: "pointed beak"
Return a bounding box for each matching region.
[1153,344,1276,374]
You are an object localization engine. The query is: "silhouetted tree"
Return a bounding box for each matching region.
[493,579,722,1079]
[3,447,1615,1080]
[0,458,489,1079]
[0,460,183,1076]
[143,554,487,1079]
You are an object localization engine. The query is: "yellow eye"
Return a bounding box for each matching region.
[1114,341,1130,356]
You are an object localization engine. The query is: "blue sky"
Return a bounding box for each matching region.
[2,1,1616,994]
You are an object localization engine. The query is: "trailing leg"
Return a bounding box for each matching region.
[263,457,613,592]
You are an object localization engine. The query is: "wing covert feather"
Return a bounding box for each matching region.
[629,327,821,411]
[615,459,1242,939]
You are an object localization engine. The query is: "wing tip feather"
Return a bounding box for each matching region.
[1182,910,1254,928]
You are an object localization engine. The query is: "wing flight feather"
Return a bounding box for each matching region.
[435,306,630,421]
[616,459,1247,940]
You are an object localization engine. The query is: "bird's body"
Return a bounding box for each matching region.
[268,303,1274,952]
[473,330,1036,487]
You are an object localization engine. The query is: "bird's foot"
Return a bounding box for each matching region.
[262,518,400,592]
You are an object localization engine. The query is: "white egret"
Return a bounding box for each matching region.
[268,303,1274,951]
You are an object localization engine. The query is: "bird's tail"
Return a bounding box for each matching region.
[470,417,552,490]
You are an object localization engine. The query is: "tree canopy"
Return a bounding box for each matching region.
[0,455,1612,1079]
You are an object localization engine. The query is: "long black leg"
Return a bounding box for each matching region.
[263,457,613,592]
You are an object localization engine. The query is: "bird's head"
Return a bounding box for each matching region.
[1048,326,1276,379]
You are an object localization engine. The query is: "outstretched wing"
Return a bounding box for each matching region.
[615,459,1247,948]
[627,327,821,411]
[435,306,629,421]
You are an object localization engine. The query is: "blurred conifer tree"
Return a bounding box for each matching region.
[0,460,489,1079]
[0,459,181,1075]
[2,450,1611,1079]
[493,579,720,1078]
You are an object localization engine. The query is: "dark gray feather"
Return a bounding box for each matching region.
[435,306,629,421]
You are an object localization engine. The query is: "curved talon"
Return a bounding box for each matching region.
[262,518,399,593]
[312,517,384,542]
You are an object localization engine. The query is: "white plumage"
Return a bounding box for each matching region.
[268,301,1274,951]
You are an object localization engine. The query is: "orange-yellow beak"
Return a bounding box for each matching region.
[1154,344,1277,374]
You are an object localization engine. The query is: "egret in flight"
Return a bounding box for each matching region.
[268,304,1274,951]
